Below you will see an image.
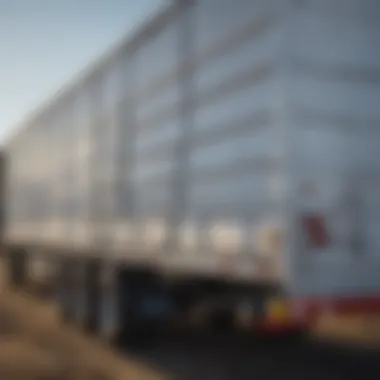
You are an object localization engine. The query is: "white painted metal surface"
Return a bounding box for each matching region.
[4,0,380,295]
[287,0,380,297]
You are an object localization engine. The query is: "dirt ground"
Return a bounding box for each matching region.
[0,272,168,380]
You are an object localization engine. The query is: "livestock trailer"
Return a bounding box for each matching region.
[3,0,380,338]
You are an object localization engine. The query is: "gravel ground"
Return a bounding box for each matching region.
[0,288,168,380]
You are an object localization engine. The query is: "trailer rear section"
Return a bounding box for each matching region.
[3,0,380,344]
[284,0,380,343]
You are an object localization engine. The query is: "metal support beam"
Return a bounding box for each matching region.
[167,0,196,249]
[56,256,76,323]
[8,248,28,289]
[84,258,103,334]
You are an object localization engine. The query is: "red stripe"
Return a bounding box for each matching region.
[252,320,307,334]
[250,296,380,335]
[293,297,380,317]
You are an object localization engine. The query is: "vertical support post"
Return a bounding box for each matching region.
[57,256,76,323]
[115,266,128,343]
[84,257,102,334]
[114,52,137,240]
[8,248,28,289]
[87,73,104,252]
[167,0,196,249]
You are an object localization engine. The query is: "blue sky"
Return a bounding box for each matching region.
[0,0,165,143]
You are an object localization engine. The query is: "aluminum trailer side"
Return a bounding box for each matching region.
[5,0,286,282]
[0,152,5,242]
[3,0,380,339]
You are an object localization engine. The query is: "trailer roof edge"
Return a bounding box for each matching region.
[3,1,177,148]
